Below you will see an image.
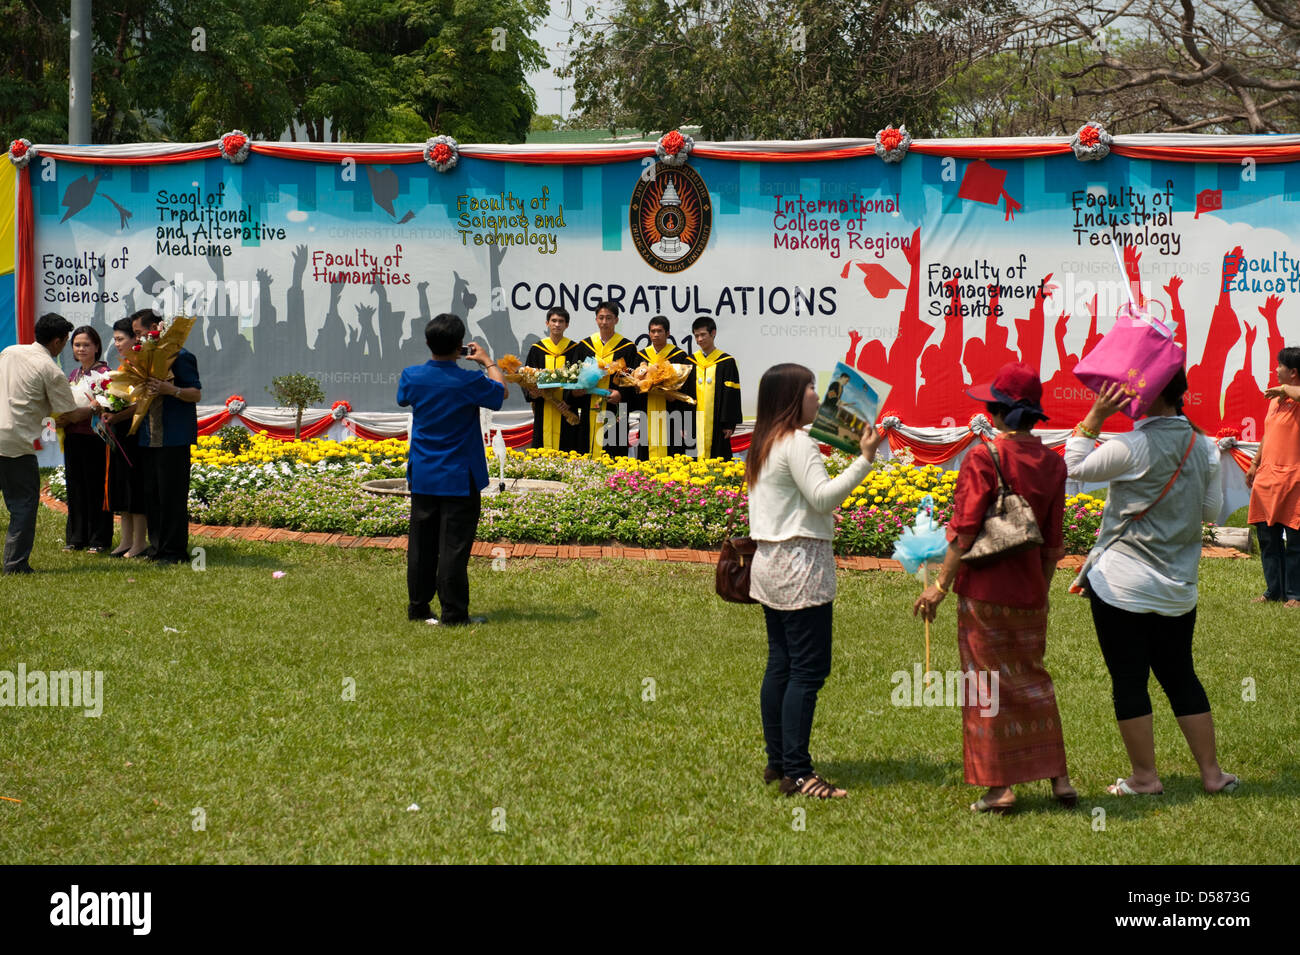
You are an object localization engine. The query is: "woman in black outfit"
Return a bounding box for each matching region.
[63,326,113,553]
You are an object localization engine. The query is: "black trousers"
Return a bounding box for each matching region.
[0,454,40,572]
[64,432,114,550]
[408,491,480,624]
[140,444,192,562]
[1088,591,1210,721]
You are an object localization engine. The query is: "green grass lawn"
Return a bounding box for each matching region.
[1,506,1295,864]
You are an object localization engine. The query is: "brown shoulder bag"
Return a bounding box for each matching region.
[961,439,1044,565]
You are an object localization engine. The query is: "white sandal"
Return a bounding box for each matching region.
[1107,777,1163,796]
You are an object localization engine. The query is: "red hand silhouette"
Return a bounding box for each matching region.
[1259,293,1285,385]
[845,329,862,366]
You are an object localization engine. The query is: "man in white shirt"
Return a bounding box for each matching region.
[0,313,90,573]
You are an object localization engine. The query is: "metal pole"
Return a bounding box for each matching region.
[69,0,92,144]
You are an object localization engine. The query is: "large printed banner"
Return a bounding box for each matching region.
[12,135,1300,433]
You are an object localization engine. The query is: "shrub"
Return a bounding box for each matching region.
[267,373,326,439]
[216,425,252,455]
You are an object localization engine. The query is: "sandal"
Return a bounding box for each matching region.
[1107,777,1163,796]
[779,773,847,799]
[762,766,782,784]
[970,795,1015,815]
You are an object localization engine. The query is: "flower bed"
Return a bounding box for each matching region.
[46,439,1115,556]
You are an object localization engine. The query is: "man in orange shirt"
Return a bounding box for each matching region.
[1246,346,1300,607]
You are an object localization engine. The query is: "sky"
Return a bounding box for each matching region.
[527,0,606,119]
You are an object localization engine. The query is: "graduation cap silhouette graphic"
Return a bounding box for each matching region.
[365,166,416,224]
[839,261,905,298]
[957,160,1022,221]
[60,172,133,229]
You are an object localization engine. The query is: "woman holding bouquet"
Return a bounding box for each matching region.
[525,307,584,452]
[106,317,147,558]
[63,326,113,553]
[747,363,883,799]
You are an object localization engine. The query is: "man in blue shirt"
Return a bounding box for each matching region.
[398,313,506,624]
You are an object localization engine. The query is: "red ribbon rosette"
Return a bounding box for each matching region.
[423,135,460,172]
[1216,427,1241,451]
[220,130,251,164]
[969,413,995,438]
[330,400,352,421]
[874,125,911,163]
[8,138,36,169]
[1071,122,1111,161]
[655,130,694,167]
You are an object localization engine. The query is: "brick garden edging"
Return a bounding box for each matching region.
[39,488,1251,570]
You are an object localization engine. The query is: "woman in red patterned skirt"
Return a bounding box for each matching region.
[913,362,1076,813]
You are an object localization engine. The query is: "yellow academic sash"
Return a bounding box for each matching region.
[639,345,680,458]
[587,333,626,454]
[536,337,572,449]
[691,349,731,458]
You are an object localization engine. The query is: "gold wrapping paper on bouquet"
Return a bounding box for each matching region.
[108,315,196,435]
[612,358,696,405]
[498,353,580,425]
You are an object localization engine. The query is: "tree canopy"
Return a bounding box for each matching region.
[1000,1,1300,134]
[563,0,1013,140]
[566,0,1300,138]
[1,0,548,146]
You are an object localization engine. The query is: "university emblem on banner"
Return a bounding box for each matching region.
[630,163,712,272]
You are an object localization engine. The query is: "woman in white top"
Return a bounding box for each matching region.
[1066,371,1238,796]
[746,364,882,798]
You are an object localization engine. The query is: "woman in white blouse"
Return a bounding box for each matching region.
[1065,371,1238,797]
[746,364,882,799]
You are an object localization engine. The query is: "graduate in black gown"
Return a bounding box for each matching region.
[525,307,584,452]
[690,316,742,460]
[573,301,639,458]
[632,315,695,459]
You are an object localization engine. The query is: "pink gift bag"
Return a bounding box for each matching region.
[1072,303,1185,419]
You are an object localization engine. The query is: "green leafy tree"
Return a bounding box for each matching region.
[0,1,77,147]
[268,373,326,440]
[1,0,549,146]
[564,0,1014,140]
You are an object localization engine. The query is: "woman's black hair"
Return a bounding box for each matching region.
[1160,367,1189,407]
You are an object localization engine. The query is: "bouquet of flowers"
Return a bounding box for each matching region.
[109,315,197,435]
[536,362,583,387]
[72,369,129,413]
[612,357,696,404]
[497,354,581,424]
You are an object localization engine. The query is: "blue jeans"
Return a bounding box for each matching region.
[760,602,833,780]
[1255,523,1300,602]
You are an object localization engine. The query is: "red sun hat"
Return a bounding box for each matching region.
[967,361,1044,406]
